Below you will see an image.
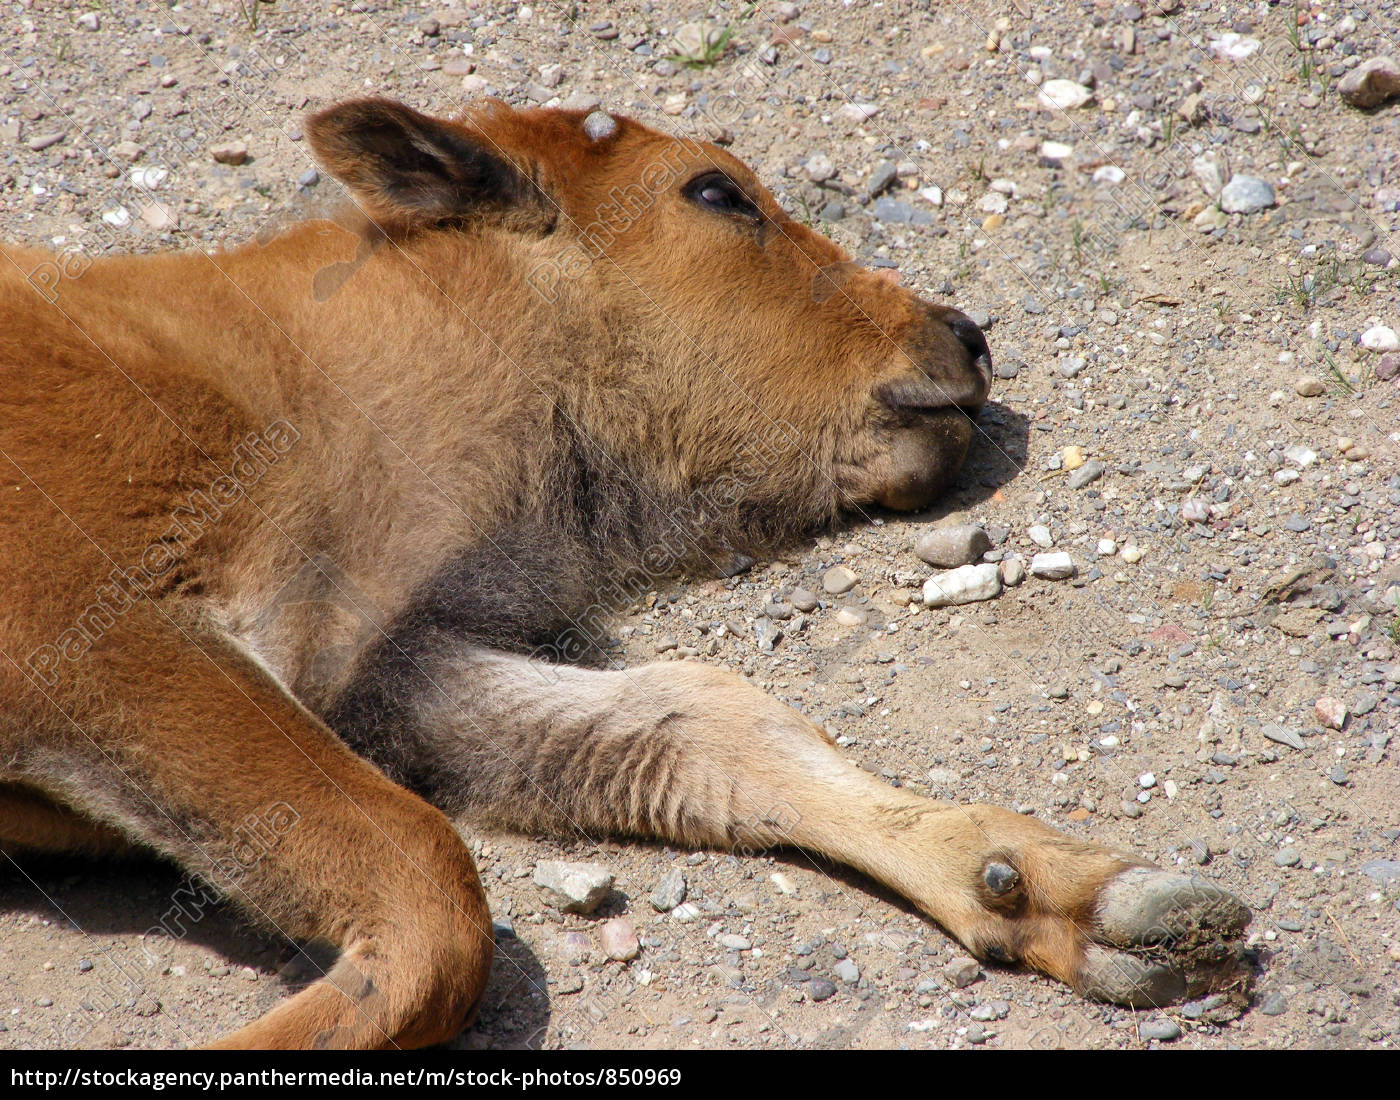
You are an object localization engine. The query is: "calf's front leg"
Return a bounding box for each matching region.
[331,648,1252,1008]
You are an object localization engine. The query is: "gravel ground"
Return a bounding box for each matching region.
[2,0,1398,1051]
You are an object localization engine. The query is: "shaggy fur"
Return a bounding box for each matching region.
[0,98,1248,1049]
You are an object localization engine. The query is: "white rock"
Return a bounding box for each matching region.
[1027,524,1053,548]
[1209,33,1261,60]
[1092,165,1125,184]
[1360,325,1399,352]
[128,166,168,191]
[1284,444,1318,468]
[1097,538,1117,556]
[533,860,613,913]
[1040,140,1073,161]
[138,202,176,231]
[1038,79,1092,110]
[1139,772,1156,789]
[836,103,881,123]
[1182,497,1210,523]
[918,185,943,206]
[672,21,724,62]
[1191,152,1226,198]
[1120,544,1144,564]
[921,563,1002,607]
[978,191,1008,214]
[1193,205,1227,232]
[1030,552,1076,580]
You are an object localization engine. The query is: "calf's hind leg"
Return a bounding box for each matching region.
[9,620,494,1049]
[364,649,1251,1008]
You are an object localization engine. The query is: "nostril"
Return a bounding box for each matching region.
[950,315,990,364]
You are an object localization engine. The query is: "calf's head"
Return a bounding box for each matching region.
[308,98,991,523]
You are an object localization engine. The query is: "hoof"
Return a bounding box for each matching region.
[1078,946,1187,1008]
[1095,868,1250,947]
[1082,868,1253,1009]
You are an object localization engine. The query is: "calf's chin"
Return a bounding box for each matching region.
[870,408,978,512]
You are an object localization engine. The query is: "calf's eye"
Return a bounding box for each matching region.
[685,173,761,220]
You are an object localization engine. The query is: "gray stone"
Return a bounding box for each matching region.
[1139,1017,1181,1042]
[1258,992,1288,1015]
[1360,860,1400,885]
[867,161,898,196]
[808,977,837,1001]
[1219,175,1275,214]
[914,524,991,568]
[945,956,982,988]
[833,958,860,983]
[650,867,687,911]
[533,860,613,913]
[1067,460,1105,490]
[872,197,913,223]
[805,153,836,182]
[1262,724,1305,751]
[790,587,819,612]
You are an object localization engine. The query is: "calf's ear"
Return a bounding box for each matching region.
[305,98,555,231]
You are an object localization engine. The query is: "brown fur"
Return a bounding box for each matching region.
[1,99,1245,1048]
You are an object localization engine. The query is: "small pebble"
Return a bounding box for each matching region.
[599,918,640,962]
[823,565,858,594]
[1030,552,1076,580]
[944,956,982,988]
[914,524,991,568]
